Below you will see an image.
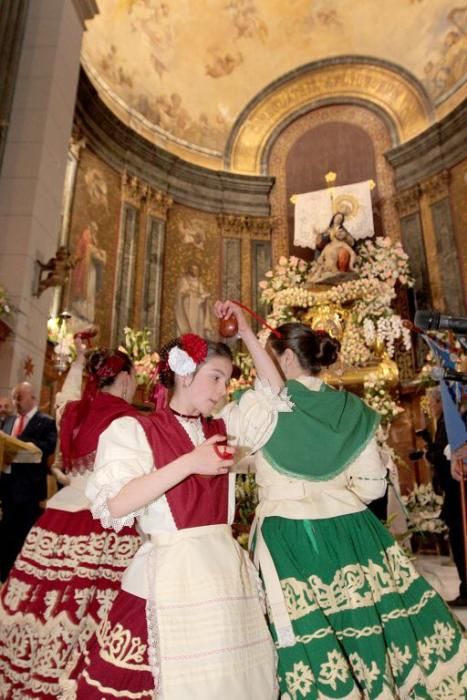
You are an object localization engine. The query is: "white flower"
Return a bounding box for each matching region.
[168,346,196,376]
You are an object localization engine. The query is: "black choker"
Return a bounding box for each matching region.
[170,408,201,420]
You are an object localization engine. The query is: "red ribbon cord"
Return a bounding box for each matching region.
[214,444,233,459]
[232,300,282,338]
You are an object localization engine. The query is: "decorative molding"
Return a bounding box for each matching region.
[420,170,450,205]
[69,125,86,160]
[145,189,173,221]
[217,213,275,239]
[394,186,420,217]
[386,100,467,190]
[267,103,399,263]
[122,171,173,219]
[121,171,148,208]
[71,0,99,28]
[76,70,274,216]
[227,57,433,174]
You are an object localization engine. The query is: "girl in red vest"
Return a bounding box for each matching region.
[63,301,290,700]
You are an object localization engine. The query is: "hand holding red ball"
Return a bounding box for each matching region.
[218,314,238,338]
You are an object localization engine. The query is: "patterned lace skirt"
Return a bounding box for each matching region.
[62,523,278,700]
[0,507,141,699]
[261,510,467,699]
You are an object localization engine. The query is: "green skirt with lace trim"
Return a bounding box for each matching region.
[260,510,467,699]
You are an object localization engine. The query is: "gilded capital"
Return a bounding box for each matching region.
[420,170,450,204]
[394,186,420,218]
[217,213,275,238]
[146,189,173,220]
[121,171,149,208]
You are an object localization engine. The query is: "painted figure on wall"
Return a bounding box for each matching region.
[70,222,106,323]
[174,263,213,337]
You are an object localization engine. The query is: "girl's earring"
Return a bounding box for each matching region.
[122,389,127,400]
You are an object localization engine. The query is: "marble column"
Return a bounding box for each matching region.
[0,0,98,396]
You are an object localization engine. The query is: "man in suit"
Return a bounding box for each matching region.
[0,395,13,430]
[0,382,57,580]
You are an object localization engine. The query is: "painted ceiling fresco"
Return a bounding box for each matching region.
[82,0,467,156]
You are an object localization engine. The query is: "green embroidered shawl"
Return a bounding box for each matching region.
[262,379,379,482]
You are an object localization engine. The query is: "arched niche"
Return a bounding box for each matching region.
[226,57,433,175]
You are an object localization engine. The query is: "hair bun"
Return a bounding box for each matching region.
[315,333,340,366]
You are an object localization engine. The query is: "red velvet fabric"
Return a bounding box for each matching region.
[138,408,229,529]
[60,393,140,472]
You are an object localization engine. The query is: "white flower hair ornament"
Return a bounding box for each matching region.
[167,333,209,376]
[167,346,197,376]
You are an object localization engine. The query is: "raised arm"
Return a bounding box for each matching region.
[214,299,283,394]
[54,337,87,419]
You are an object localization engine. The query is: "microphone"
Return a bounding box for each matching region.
[431,367,467,384]
[414,310,467,335]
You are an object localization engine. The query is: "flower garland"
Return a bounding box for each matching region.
[258,239,412,365]
[258,255,311,305]
[356,236,414,287]
[363,374,404,425]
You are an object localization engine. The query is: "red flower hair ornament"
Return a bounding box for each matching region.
[167,334,208,376]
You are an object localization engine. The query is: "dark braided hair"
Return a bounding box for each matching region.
[268,323,340,375]
[85,349,133,389]
[158,338,233,389]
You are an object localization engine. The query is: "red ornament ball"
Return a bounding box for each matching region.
[218,315,238,338]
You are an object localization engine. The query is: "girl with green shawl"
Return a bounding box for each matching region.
[251,322,466,699]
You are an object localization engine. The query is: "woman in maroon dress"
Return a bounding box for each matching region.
[0,348,142,699]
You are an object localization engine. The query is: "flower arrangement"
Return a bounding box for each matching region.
[259,255,311,305]
[361,315,412,359]
[400,482,447,534]
[227,350,256,398]
[256,238,414,366]
[356,236,414,288]
[363,374,404,425]
[123,326,159,386]
[0,286,12,318]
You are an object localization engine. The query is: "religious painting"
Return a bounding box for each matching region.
[66,150,121,344]
[83,0,461,160]
[70,221,107,324]
[422,7,467,102]
[431,198,465,315]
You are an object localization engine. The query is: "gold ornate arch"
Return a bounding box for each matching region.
[228,61,432,175]
[268,104,400,261]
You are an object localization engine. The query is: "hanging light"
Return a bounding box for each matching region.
[53,310,73,373]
